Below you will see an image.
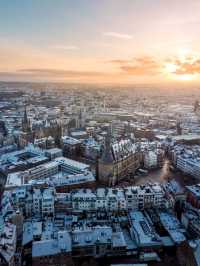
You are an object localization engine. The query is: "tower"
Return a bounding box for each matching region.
[177,121,182,135]
[20,106,34,147]
[77,100,86,128]
[22,106,31,132]
[98,125,114,185]
[194,100,199,112]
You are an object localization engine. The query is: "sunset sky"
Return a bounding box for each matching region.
[1,0,200,85]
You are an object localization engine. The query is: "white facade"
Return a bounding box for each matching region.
[13,184,165,216]
[33,189,42,215]
[72,189,96,211]
[177,156,200,179]
[41,188,55,217]
[71,184,164,212]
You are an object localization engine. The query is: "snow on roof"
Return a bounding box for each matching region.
[45,148,62,154]
[6,172,22,187]
[159,212,186,244]
[32,231,71,257]
[62,135,82,145]
[112,139,136,161]
[112,231,126,248]
[22,222,33,246]
[129,211,161,247]
[186,184,200,198]
[55,157,90,171]
[72,189,96,199]
[72,226,112,246]
[0,222,16,263]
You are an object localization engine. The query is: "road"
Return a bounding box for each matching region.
[134,159,171,185]
[115,158,198,188]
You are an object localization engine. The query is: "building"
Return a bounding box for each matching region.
[186,184,200,209]
[129,211,162,249]
[170,144,200,180]
[71,184,165,212]
[33,189,42,216]
[61,136,82,158]
[124,183,164,210]
[45,148,63,160]
[72,189,96,211]
[32,231,73,266]
[34,136,55,149]
[41,188,55,217]
[0,221,17,266]
[19,106,63,148]
[19,106,35,148]
[6,157,95,192]
[144,151,157,169]
[81,137,101,160]
[0,145,49,175]
[72,225,113,257]
[98,128,140,185]
[177,156,200,180]
[159,212,186,244]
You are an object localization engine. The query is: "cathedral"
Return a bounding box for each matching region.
[19,106,63,148]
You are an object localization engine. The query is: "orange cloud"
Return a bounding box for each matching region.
[173,58,200,75]
[111,56,161,76]
[19,68,111,78]
[0,68,116,82]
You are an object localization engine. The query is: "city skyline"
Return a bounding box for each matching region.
[1,0,200,86]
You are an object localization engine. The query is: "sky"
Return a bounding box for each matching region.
[1,0,200,86]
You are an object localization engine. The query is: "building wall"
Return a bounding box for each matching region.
[98,152,140,185]
[32,253,73,266]
[98,161,113,184]
[187,191,200,209]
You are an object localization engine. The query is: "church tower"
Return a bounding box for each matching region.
[20,106,34,147]
[177,121,182,135]
[22,106,31,132]
[98,125,114,185]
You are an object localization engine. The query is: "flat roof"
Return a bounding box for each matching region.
[129,211,161,247]
[55,157,90,170]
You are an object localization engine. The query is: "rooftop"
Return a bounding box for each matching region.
[129,211,161,247]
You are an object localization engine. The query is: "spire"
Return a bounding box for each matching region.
[24,106,28,124]
[22,105,31,132]
[79,108,82,120]
[105,124,111,149]
[177,121,182,135]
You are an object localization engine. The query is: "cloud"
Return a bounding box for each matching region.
[172,58,200,75]
[18,68,112,78]
[0,68,115,81]
[110,56,161,76]
[110,59,130,64]
[110,55,200,77]
[103,31,133,40]
[51,45,79,50]
[0,68,117,82]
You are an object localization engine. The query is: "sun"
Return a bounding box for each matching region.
[176,74,195,81]
[164,63,180,78]
[165,63,177,74]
